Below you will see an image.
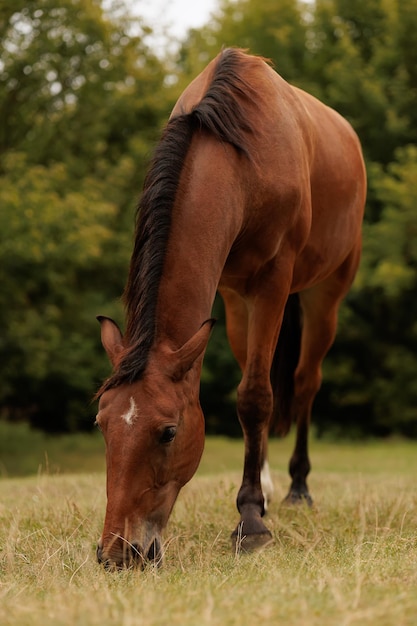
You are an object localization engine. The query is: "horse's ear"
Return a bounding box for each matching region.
[171,319,216,381]
[97,316,124,367]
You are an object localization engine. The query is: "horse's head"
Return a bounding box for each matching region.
[95,317,213,569]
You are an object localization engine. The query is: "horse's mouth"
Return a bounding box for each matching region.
[97,536,163,570]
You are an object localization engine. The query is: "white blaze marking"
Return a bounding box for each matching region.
[122,397,137,426]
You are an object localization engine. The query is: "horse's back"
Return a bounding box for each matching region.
[285,85,366,289]
[172,49,366,291]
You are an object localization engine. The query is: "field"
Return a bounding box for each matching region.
[1,429,417,625]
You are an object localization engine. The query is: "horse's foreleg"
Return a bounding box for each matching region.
[231,278,291,551]
[221,287,274,515]
[233,367,275,550]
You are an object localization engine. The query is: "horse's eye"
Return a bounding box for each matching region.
[160,426,177,444]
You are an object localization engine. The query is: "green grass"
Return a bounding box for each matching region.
[1,428,417,625]
[0,421,106,477]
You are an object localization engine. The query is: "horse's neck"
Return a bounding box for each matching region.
[156,203,238,349]
[155,227,225,349]
[154,135,244,349]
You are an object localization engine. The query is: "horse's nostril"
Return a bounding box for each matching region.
[147,538,162,565]
[96,544,103,564]
[97,544,114,570]
[130,542,142,562]
[97,539,162,570]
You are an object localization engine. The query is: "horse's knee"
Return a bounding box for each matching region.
[237,379,273,429]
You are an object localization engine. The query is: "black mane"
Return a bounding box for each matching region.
[100,48,258,391]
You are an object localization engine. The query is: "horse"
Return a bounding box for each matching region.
[95,48,366,569]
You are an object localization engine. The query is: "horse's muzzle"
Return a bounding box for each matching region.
[96,537,162,570]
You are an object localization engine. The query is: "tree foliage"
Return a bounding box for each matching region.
[1,0,417,436]
[0,0,171,430]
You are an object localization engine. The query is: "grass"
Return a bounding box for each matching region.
[0,421,106,477]
[1,428,417,625]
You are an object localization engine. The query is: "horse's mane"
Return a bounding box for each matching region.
[100,48,262,392]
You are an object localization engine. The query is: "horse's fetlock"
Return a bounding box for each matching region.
[237,486,265,516]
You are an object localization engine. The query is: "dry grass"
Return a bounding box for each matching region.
[1,437,417,625]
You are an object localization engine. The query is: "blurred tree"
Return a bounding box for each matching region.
[308,0,417,170]
[176,0,308,83]
[316,146,417,438]
[0,0,167,166]
[307,0,417,435]
[2,0,417,437]
[350,146,417,436]
[0,0,172,431]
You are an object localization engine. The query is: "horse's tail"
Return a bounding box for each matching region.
[270,293,302,436]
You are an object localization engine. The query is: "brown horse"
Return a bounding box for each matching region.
[95,48,366,568]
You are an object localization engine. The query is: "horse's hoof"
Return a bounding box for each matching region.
[283,491,313,507]
[231,530,273,554]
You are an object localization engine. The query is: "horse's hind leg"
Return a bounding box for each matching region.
[285,251,361,505]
